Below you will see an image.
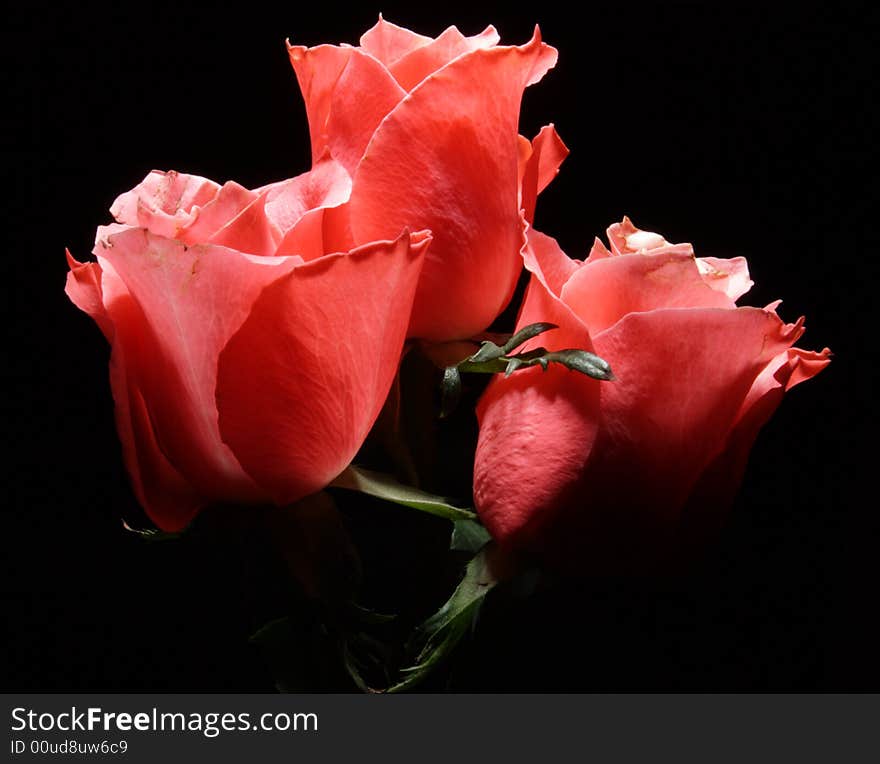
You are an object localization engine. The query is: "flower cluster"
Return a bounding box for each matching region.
[66,17,829,573]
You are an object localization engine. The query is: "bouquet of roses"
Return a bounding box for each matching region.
[65,17,830,691]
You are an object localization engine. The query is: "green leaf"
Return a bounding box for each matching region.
[463,322,559,366]
[450,518,491,553]
[466,339,505,364]
[347,602,396,625]
[122,521,183,542]
[541,349,615,380]
[329,465,477,523]
[450,321,614,383]
[500,322,558,354]
[386,546,500,693]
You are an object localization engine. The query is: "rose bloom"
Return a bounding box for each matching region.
[473,218,831,573]
[289,16,566,341]
[66,159,429,531]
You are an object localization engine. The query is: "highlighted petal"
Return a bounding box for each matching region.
[288,43,406,176]
[388,24,501,92]
[216,231,430,504]
[562,251,735,335]
[351,30,558,340]
[94,228,302,500]
[359,16,434,67]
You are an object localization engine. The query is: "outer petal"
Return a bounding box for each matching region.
[351,29,559,341]
[93,227,303,501]
[561,251,736,335]
[679,340,831,546]
[474,230,599,545]
[215,231,430,504]
[520,125,569,224]
[287,42,406,176]
[521,227,582,307]
[546,306,812,571]
[66,251,203,530]
[588,307,803,508]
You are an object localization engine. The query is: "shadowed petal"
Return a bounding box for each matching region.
[520,124,569,224]
[587,306,806,518]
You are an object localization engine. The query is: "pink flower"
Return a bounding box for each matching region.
[66,160,429,531]
[289,17,564,340]
[473,218,831,572]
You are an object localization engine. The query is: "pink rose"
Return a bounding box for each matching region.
[473,218,831,572]
[289,17,564,340]
[66,160,429,531]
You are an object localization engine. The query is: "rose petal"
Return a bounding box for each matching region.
[521,226,582,303]
[520,124,569,224]
[182,181,262,245]
[93,227,303,500]
[388,24,501,92]
[679,342,831,546]
[262,156,351,235]
[206,192,279,256]
[350,29,558,340]
[287,42,406,176]
[358,15,434,67]
[474,230,599,545]
[607,216,694,257]
[584,236,614,264]
[562,250,736,335]
[587,306,804,520]
[696,255,754,302]
[110,170,220,236]
[66,250,204,530]
[215,231,430,504]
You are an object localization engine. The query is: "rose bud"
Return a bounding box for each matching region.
[66,160,429,532]
[473,218,831,573]
[288,17,565,341]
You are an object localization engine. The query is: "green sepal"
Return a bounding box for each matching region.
[385,546,500,693]
[451,321,614,382]
[329,464,477,523]
[450,518,491,553]
[122,521,183,542]
[466,321,558,364]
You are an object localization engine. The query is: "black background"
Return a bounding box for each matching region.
[7,2,875,690]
